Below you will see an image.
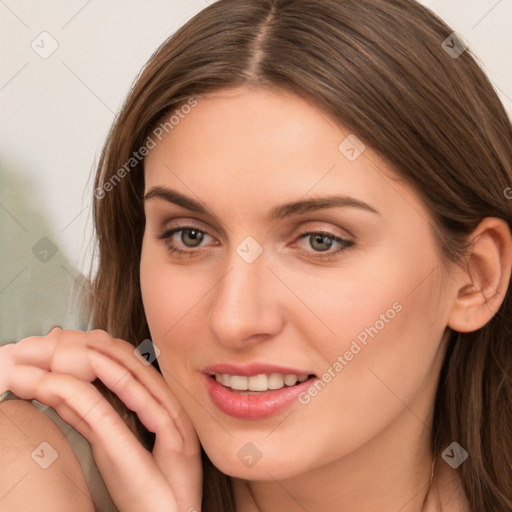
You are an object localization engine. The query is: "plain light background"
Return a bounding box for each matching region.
[1,0,511,341]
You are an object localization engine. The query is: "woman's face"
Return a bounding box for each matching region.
[140,86,455,480]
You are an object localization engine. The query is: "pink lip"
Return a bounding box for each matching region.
[202,364,316,420]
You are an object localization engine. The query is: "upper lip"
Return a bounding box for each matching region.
[202,363,316,377]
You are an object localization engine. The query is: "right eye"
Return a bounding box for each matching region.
[157,226,217,256]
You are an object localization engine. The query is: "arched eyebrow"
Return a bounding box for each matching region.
[144,186,212,215]
[144,186,379,219]
[268,196,379,219]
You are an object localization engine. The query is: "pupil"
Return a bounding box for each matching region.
[311,234,332,252]
[181,229,204,247]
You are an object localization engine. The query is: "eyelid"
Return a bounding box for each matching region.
[289,220,354,242]
[148,207,228,239]
[158,217,220,239]
[157,225,217,247]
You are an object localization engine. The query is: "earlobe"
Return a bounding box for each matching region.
[447,217,512,333]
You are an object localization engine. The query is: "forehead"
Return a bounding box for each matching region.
[143,86,426,223]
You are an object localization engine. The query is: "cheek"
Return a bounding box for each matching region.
[139,241,216,382]
[312,289,444,451]
[286,246,446,426]
[140,241,209,337]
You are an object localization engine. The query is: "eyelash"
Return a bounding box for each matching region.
[295,231,354,260]
[157,226,355,261]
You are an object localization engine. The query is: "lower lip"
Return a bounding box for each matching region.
[204,375,315,419]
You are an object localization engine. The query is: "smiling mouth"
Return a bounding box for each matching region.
[212,373,316,393]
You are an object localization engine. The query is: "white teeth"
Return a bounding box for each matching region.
[230,376,248,391]
[248,374,269,392]
[284,374,298,386]
[214,372,310,392]
[268,373,285,390]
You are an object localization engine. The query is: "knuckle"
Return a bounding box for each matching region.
[88,329,113,343]
[39,373,77,402]
[0,341,15,359]
[46,325,63,336]
[0,343,18,371]
[157,411,174,434]
[37,372,60,399]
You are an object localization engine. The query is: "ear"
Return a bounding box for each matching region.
[447,217,512,333]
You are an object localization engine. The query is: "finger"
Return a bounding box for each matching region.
[4,330,173,419]
[88,340,199,453]
[3,334,201,512]
[86,344,203,509]
[86,350,184,449]
[86,350,203,510]
[1,336,57,370]
[5,344,182,451]
[3,365,178,511]
[4,364,117,439]
[2,331,195,454]
[4,329,96,381]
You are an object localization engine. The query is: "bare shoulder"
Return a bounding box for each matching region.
[0,399,95,512]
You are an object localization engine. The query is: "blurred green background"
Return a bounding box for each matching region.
[0,164,89,344]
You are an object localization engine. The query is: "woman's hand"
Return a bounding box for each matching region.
[0,328,202,512]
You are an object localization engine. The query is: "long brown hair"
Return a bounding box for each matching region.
[90,0,512,510]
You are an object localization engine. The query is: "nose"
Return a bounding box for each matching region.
[207,250,284,349]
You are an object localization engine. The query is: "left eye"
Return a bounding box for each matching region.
[296,232,353,254]
[307,233,335,251]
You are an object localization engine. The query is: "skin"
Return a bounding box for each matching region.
[0,400,95,512]
[1,85,510,511]
[0,330,202,512]
[140,85,511,511]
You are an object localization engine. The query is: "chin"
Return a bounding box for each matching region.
[200,438,313,481]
